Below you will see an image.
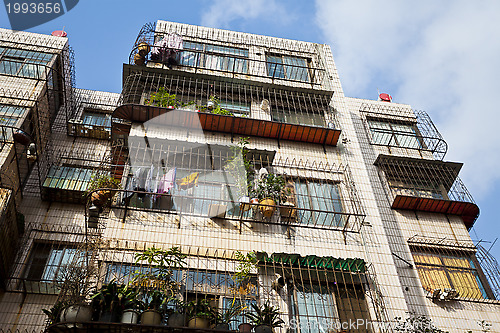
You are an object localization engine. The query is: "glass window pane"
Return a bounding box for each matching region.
[283,56,309,82]
[0,60,22,75]
[266,55,285,79]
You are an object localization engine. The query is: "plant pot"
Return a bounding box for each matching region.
[215,323,230,330]
[239,196,251,211]
[259,198,276,218]
[60,304,92,328]
[167,311,185,327]
[137,42,150,56]
[188,316,211,329]
[13,130,31,145]
[238,323,253,332]
[99,311,119,322]
[279,202,296,219]
[91,190,113,207]
[141,309,162,325]
[255,324,273,333]
[121,309,140,324]
[134,53,146,66]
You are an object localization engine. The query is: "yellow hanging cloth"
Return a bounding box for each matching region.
[177,172,200,190]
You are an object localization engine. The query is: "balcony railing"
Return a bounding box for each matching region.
[115,71,341,147]
[375,154,479,228]
[361,103,448,160]
[96,142,365,233]
[128,22,329,88]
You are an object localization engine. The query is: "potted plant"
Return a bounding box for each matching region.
[185,298,215,329]
[224,137,252,212]
[132,246,186,325]
[245,302,285,333]
[119,284,142,324]
[279,181,297,220]
[251,173,286,218]
[57,259,96,327]
[213,298,245,330]
[86,174,120,207]
[90,281,121,322]
[42,300,67,327]
[140,290,168,325]
[199,96,233,115]
[166,299,187,327]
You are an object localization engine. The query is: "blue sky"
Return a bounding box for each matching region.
[1,0,499,259]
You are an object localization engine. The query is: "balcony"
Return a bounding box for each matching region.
[127,22,330,89]
[375,154,479,229]
[102,139,364,233]
[115,71,341,148]
[360,103,448,160]
[42,249,374,333]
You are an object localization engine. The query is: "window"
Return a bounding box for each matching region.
[271,109,325,127]
[367,119,422,149]
[178,41,248,74]
[289,281,370,332]
[412,251,489,300]
[42,165,95,192]
[295,180,343,227]
[219,100,250,117]
[0,48,54,78]
[82,110,111,128]
[266,54,310,82]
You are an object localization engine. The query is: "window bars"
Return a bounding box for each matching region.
[360,103,448,160]
[127,22,329,88]
[91,138,365,233]
[375,154,479,228]
[67,89,120,139]
[408,236,498,302]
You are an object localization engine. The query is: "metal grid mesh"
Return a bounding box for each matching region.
[408,236,499,302]
[360,103,448,160]
[127,22,330,88]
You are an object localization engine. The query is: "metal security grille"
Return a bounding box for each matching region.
[375,154,479,228]
[360,103,448,160]
[408,236,498,302]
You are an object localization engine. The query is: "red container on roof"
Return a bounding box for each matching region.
[51,30,67,37]
[379,93,392,102]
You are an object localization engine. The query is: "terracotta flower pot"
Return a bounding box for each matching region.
[259,198,276,218]
[141,309,162,325]
[188,316,210,329]
[91,190,113,207]
[238,323,253,332]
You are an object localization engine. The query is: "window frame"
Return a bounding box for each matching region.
[0,48,54,79]
[367,117,423,149]
[178,41,249,74]
[411,249,492,300]
[266,53,311,83]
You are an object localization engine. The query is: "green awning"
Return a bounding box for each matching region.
[256,252,366,273]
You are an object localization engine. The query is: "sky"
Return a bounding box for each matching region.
[1,0,499,259]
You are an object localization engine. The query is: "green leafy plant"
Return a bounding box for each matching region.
[185,298,216,323]
[42,301,67,325]
[214,298,246,325]
[225,137,252,198]
[234,251,258,287]
[199,96,233,116]
[245,302,284,328]
[250,173,286,204]
[132,246,186,309]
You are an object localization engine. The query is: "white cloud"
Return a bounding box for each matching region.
[200,0,290,29]
[315,0,500,199]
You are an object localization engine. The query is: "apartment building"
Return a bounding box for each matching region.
[0,21,498,332]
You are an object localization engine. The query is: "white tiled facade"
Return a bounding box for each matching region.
[0,21,498,333]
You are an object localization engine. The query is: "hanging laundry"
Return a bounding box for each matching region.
[145,165,155,193]
[158,167,177,195]
[177,172,199,190]
[151,32,183,66]
[122,172,136,205]
[134,167,147,198]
